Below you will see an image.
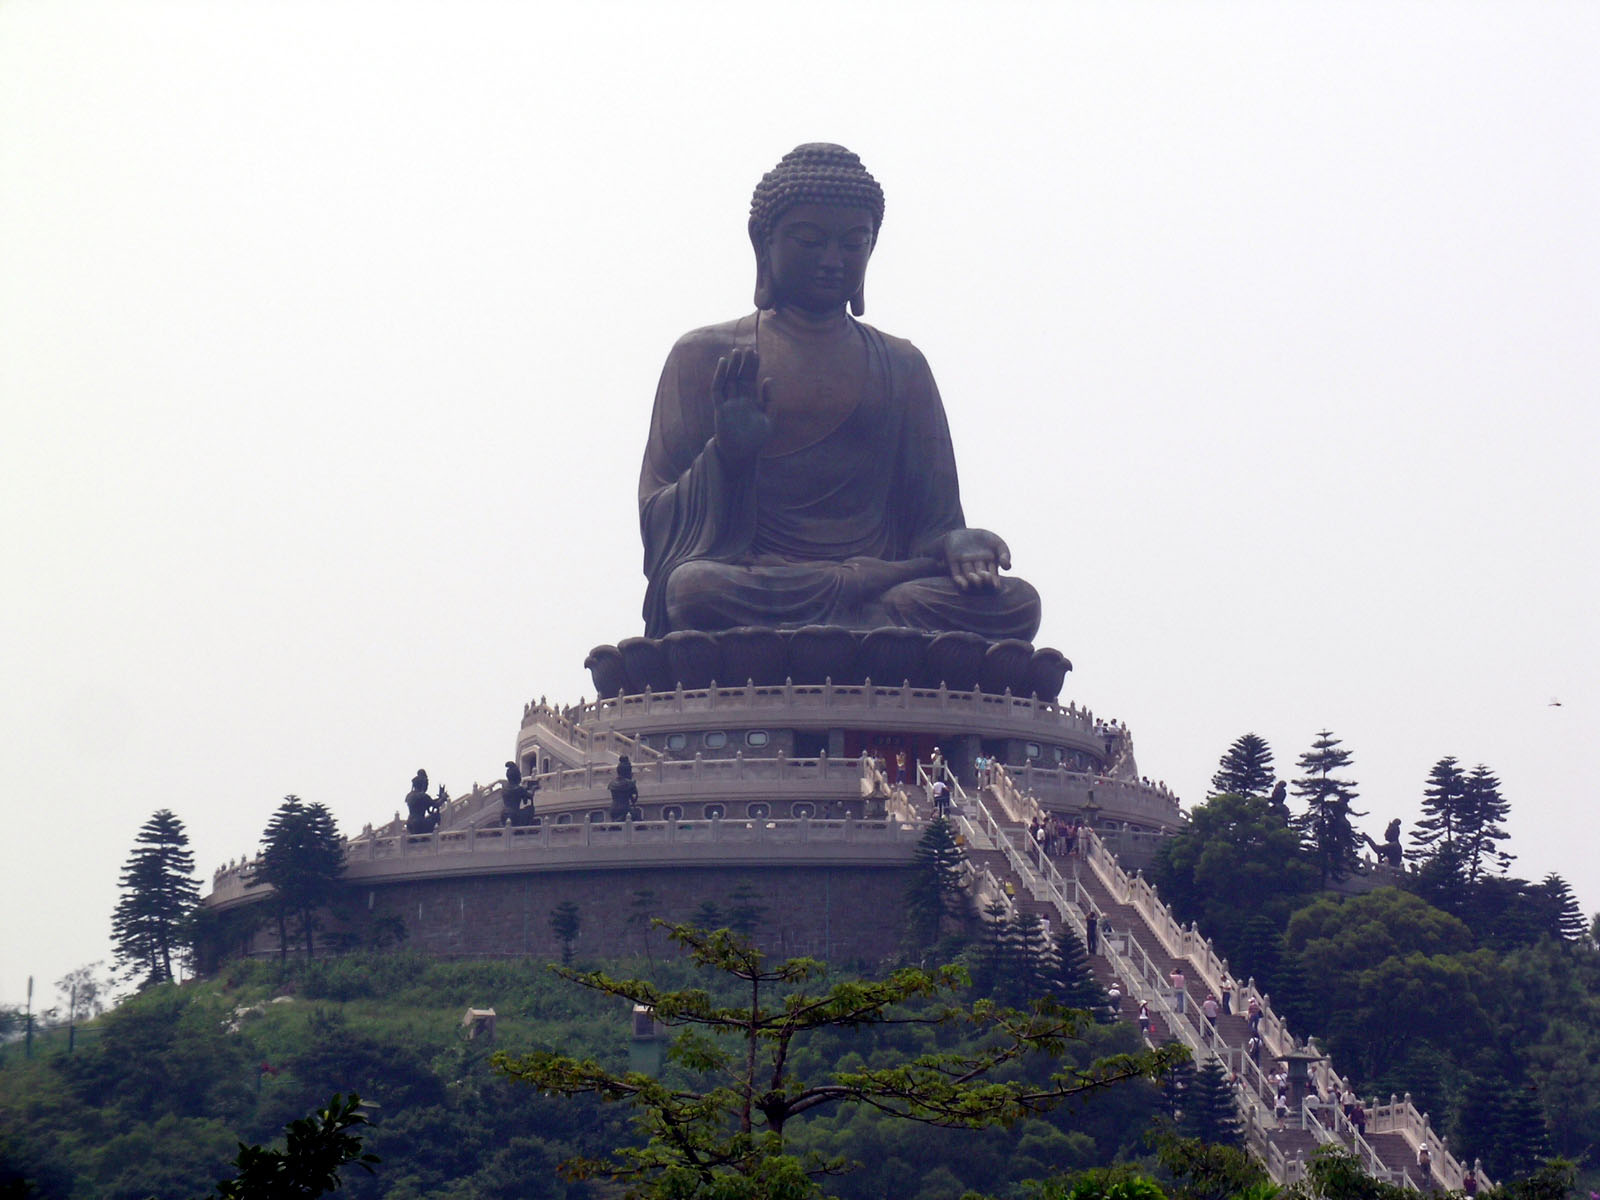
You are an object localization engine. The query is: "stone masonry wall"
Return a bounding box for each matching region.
[243,863,919,966]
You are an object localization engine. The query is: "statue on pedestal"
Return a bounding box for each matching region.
[638,144,1041,640]
[503,760,538,828]
[608,756,642,822]
[405,769,439,835]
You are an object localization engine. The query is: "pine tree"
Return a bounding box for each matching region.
[254,796,345,963]
[725,882,767,937]
[1179,1056,1245,1147]
[1050,926,1110,1017]
[1493,1082,1552,1181]
[1162,1052,1196,1120]
[903,818,969,952]
[1460,764,1513,883]
[1010,911,1055,1004]
[1291,730,1364,886]
[1210,734,1276,800]
[549,900,581,965]
[1409,757,1466,864]
[1536,874,1586,942]
[112,809,199,986]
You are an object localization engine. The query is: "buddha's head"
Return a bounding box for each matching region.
[749,144,885,316]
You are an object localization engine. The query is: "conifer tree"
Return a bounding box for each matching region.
[1009,911,1055,1004]
[1535,874,1586,942]
[903,818,969,951]
[549,900,581,964]
[254,796,345,963]
[1049,926,1110,1017]
[1492,1082,1552,1182]
[1178,1057,1245,1147]
[1410,757,1466,863]
[1291,730,1364,886]
[1210,734,1276,800]
[112,809,199,986]
[1460,764,1513,883]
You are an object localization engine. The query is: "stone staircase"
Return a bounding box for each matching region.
[924,763,1472,1191]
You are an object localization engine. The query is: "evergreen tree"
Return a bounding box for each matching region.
[1291,730,1364,886]
[903,818,969,952]
[1050,926,1110,1017]
[1492,1082,1552,1182]
[254,796,345,963]
[690,899,723,929]
[1178,1057,1244,1147]
[725,882,768,938]
[1535,875,1586,943]
[548,900,581,965]
[1210,734,1276,800]
[1461,764,1513,883]
[1161,1052,1196,1121]
[111,809,199,986]
[1409,756,1467,867]
[1010,911,1055,1004]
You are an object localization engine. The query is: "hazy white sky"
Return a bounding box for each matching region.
[3,1,1596,1009]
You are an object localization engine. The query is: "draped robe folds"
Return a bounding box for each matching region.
[637,312,1041,640]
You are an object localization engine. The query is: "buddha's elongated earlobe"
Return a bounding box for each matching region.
[850,285,866,317]
[750,219,773,310]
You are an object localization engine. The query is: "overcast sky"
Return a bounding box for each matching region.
[3,1,1596,1011]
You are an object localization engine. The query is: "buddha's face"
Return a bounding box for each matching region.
[765,203,875,314]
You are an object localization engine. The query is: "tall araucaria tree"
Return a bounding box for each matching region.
[111,809,200,986]
[1291,730,1364,886]
[1210,733,1276,800]
[253,796,345,963]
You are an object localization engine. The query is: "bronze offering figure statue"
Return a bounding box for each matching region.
[502,760,538,828]
[608,755,642,822]
[405,768,439,835]
[1363,818,1403,868]
[638,144,1040,640]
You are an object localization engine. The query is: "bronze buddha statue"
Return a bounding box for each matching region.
[637,144,1041,642]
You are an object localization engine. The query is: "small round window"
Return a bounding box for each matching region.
[555,812,572,824]
[663,805,684,821]
[666,733,688,751]
[748,803,771,819]
[745,730,770,748]
[704,804,726,820]
[587,810,608,823]
[792,802,815,819]
[704,731,728,749]
[1025,742,1042,759]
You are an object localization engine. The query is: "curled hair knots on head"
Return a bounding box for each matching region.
[749,143,885,243]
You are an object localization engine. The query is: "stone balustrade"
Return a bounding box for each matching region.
[549,680,1104,743]
[206,813,920,913]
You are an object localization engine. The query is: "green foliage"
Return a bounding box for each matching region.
[1148,793,1317,970]
[1175,1058,1243,1148]
[1483,1159,1578,1200]
[1290,731,1364,886]
[111,808,200,986]
[494,923,1184,1198]
[1210,734,1276,800]
[1288,1144,1410,1200]
[254,796,345,963]
[548,900,581,965]
[1149,1126,1269,1200]
[903,818,970,953]
[208,1093,378,1199]
[1050,926,1110,1018]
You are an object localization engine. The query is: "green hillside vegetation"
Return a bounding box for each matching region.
[0,946,1175,1200]
[1151,735,1600,1189]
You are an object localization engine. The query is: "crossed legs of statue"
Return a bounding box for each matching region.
[663,557,1041,640]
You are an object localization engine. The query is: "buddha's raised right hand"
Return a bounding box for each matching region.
[711,347,773,467]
